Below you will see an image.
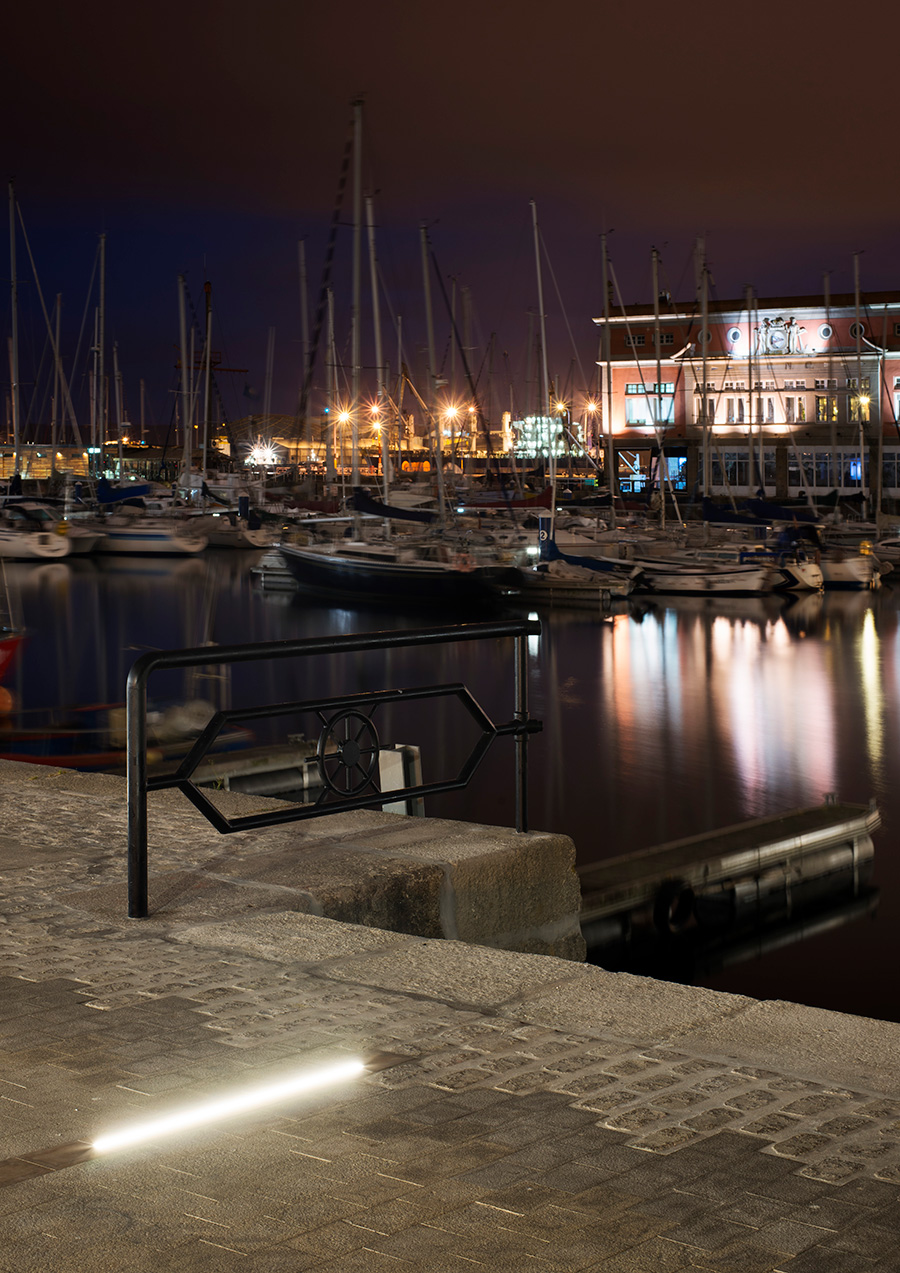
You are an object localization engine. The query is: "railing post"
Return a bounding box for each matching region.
[514,629,529,832]
[126,657,151,918]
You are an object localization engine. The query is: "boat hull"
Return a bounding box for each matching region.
[635,562,776,595]
[277,541,508,601]
[0,530,71,559]
[97,524,208,555]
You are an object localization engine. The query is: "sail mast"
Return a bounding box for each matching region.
[297,238,310,461]
[419,223,446,512]
[178,275,192,485]
[8,181,20,475]
[531,201,554,513]
[350,98,362,487]
[652,248,666,530]
[365,194,387,506]
[98,232,106,477]
[600,232,616,528]
[203,283,214,480]
[854,252,865,511]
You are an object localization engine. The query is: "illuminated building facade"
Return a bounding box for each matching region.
[593,290,900,504]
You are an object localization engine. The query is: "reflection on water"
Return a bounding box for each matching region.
[4,554,900,1022]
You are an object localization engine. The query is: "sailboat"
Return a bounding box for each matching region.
[277,533,515,602]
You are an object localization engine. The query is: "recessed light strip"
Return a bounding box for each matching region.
[93,1057,366,1154]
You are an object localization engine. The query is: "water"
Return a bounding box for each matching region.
[4,553,899,1023]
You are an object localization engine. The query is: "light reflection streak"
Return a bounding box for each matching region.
[859,610,883,767]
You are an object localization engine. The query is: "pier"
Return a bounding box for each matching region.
[2,759,900,1270]
[579,801,880,942]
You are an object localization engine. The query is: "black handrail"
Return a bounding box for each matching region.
[126,619,541,918]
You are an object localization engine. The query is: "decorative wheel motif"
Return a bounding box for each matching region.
[316,709,380,796]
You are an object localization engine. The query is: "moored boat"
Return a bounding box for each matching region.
[97,510,208,555]
[509,557,638,606]
[629,555,778,595]
[277,537,513,602]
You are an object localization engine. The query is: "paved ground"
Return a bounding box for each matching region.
[3,769,900,1270]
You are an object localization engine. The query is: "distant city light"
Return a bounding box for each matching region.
[248,442,278,466]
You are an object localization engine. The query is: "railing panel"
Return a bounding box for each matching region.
[126,620,541,918]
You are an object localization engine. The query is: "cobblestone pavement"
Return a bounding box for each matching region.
[3,906,900,1270]
[3,781,900,1270]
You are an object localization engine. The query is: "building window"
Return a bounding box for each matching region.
[659,332,674,346]
[624,333,646,347]
[786,397,794,423]
[726,327,742,344]
[816,395,838,422]
[797,396,806,422]
[849,322,865,339]
[766,398,775,423]
[651,383,674,394]
[697,329,712,344]
[818,323,833,341]
[815,379,837,391]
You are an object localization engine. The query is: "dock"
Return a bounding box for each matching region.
[579,800,880,941]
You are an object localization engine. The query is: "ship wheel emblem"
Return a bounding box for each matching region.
[316,709,381,796]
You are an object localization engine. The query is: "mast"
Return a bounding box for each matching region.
[854,252,866,511]
[419,223,446,511]
[652,247,666,530]
[531,201,554,511]
[350,98,362,487]
[298,238,310,460]
[825,271,837,513]
[396,313,404,474]
[178,275,192,485]
[90,309,99,460]
[325,287,336,486]
[203,283,214,480]
[365,194,387,506]
[600,233,616,528]
[746,284,759,492]
[139,378,146,444]
[112,341,123,477]
[51,294,61,476]
[98,231,106,476]
[698,237,710,494]
[8,181,20,475]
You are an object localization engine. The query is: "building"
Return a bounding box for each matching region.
[593,290,900,509]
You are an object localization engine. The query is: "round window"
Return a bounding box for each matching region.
[698,329,712,345]
[818,323,833,341]
[849,321,865,338]
[726,327,742,344]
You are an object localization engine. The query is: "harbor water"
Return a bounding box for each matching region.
[3,551,898,1023]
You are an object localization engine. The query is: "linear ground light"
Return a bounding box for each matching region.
[0,1052,408,1186]
[92,1057,366,1155]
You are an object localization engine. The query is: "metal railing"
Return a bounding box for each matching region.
[126,619,542,918]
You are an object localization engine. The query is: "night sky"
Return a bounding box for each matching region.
[5,0,900,437]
